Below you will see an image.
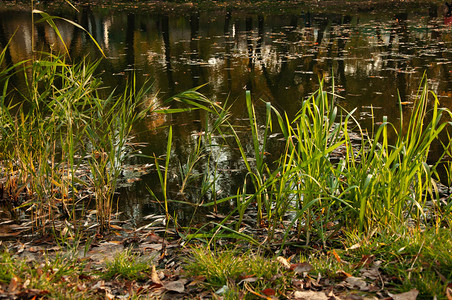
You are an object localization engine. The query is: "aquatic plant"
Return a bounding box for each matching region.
[0,51,152,232]
[161,78,451,246]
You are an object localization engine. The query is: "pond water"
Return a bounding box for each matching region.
[1,2,451,225]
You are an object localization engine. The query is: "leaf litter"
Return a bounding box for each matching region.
[0,174,444,300]
[0,203,444,300]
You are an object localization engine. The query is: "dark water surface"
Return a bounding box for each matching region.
[1,2,451,224]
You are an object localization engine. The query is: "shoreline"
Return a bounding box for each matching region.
[0,0,446,14]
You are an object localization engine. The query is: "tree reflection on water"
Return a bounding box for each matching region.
[0,3,451,224]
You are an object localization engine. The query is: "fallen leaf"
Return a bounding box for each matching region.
[215,285,228,295]
[331,249,342,263]
[353,254,375,269]
[151,265,162,284]
[23,279,30,289]
[187,275,205,286]
[277,256,291,269]
[28,246,44,253]
[345,276,368,291]
[388,289,419,300]
[291,262,313,274]
[293,290,328,300]
[262,288,276,296]
[0,231,23,237]
[435,269,447,283]
[8,276,19,292]
[239,277,259,284]
[140,243,163,251]
[336,270,352,279]
[360,261,381,280]
[164,279,187,293]
[446,286,452,300]
[346,242,362,251]
[16,289,49,299]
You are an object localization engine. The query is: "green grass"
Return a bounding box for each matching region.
[164,77,451,247]
[159,77,451,298]
[185,228,452,299]
[344,228,452,299]
[103,249,154,281]
[0,247,158,299]
[0,9,451,298]
[0,52,153,232]
[185,246,290,298]
[0,249,89,299]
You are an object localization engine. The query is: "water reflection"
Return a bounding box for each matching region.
[1,3,451,223]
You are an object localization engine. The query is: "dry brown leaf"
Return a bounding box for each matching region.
[293,290,328,300]
[262,288,276,296]
[446,287,452,300]
[83,261,92,273]
[353,255,375,269]
[105,291,115,300]
[346,242,362,251]
[0,231,23,238]
[360,261,381,280]
[16,289,49,299]
[388,289,419,300]
[151,265,162,284]
[28,246,44,253]
[163,279,187,293]
[105,240,122,245]
[291,262,313,274]
[345,276,368,291]
[187,275,206,286]
[8,276,19,292]
[336,270,352,279]
[110,224,123,230]
[140,243,163,251]
[23,279,30,289]
[277,256,291,269]
[243,282,272,300]
[238,277,259,284]
[331,249,342,263]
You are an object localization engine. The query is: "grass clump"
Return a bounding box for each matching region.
[165,78,452,298]
[344,228,452,298]
[168,78,451,245]
[186,247,289,298]
[0,51,153,232]
[0,251,15,283]
[0,249,89,299]
[103,249,153,281]
[185,228,452,299]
